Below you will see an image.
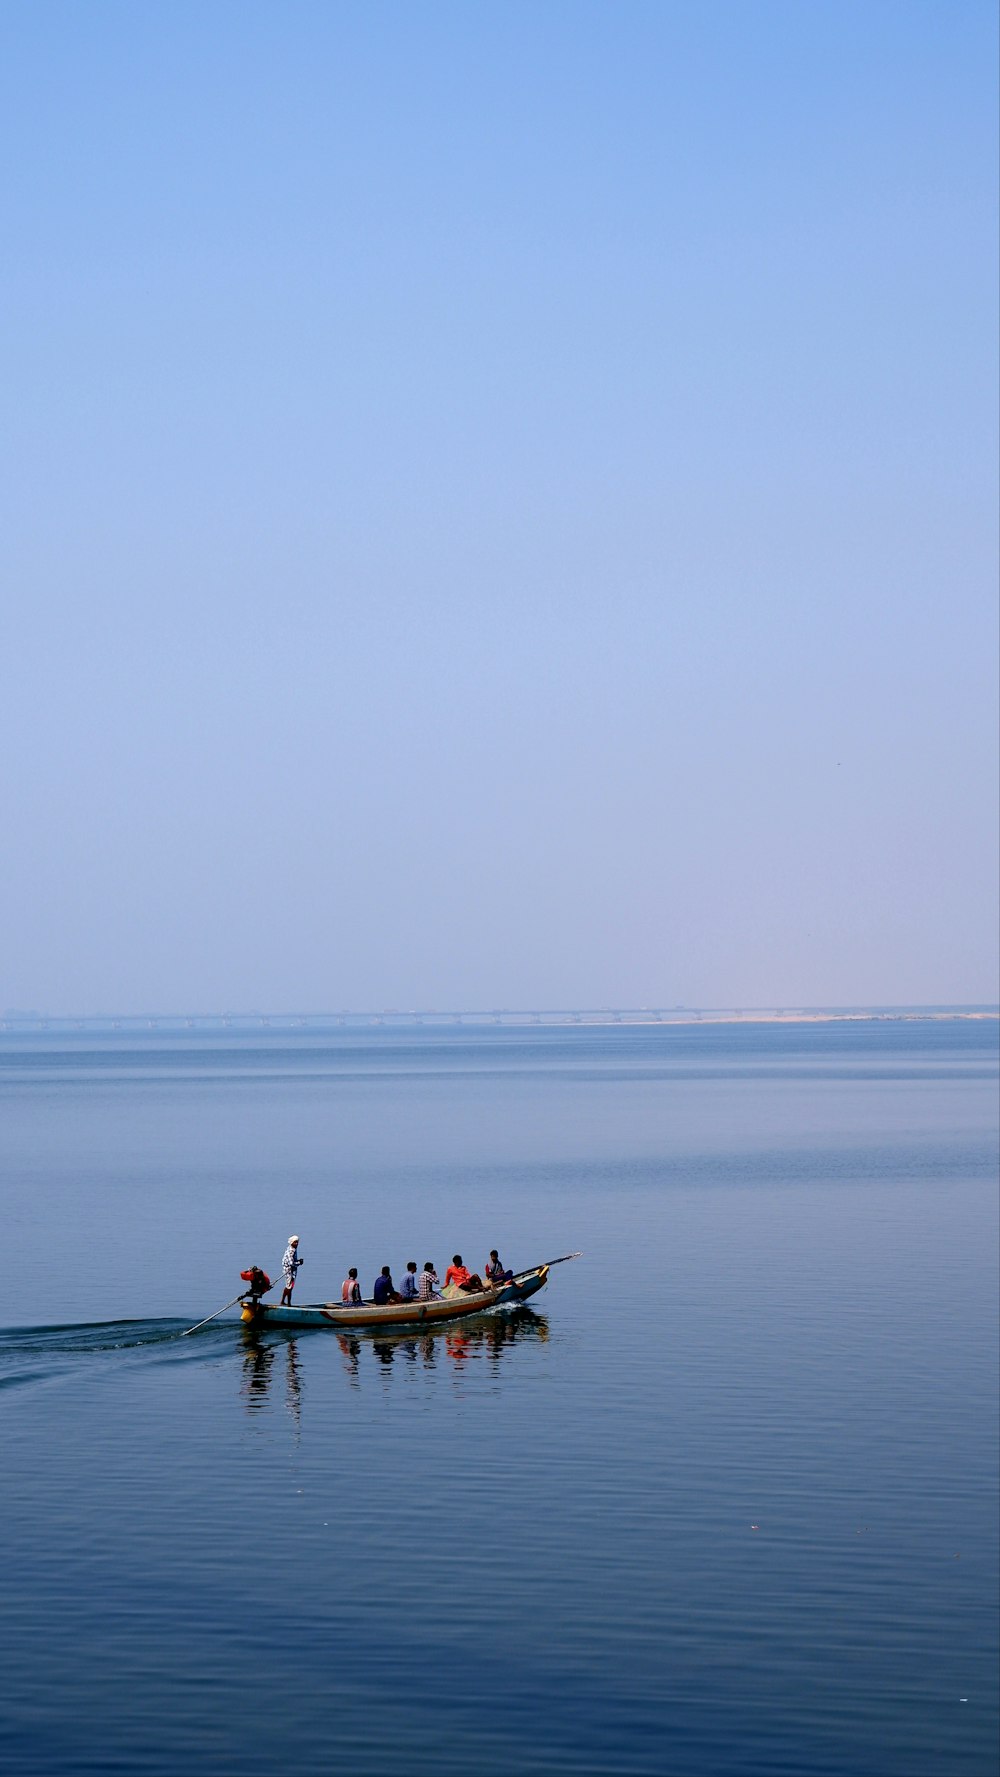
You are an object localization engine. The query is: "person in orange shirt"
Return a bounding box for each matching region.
[444,1253,483,1293]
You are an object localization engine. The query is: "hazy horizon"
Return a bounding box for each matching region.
[3,1000,997,1025]
[2,2,997,1014]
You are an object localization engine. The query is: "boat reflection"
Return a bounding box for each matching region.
[239,1306,548,1408]
[240,1326,303,1426]
[240,1330,276,1406]
[364,1305,549,1376]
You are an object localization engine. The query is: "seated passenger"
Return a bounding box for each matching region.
[373,1266,401,1306]
[418,1261,440,1300]
[401,1261,420,1301]
[342,1267,363,1306]
[444,1254,483,1293]
[484,1249,514,1284]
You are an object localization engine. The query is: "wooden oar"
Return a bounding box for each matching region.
[181,1292,248,1337]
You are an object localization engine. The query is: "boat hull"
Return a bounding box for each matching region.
[492,1268,548,1305]
[241,1266,549,1330]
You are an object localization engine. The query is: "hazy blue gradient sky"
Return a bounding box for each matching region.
[1,1,997,1013]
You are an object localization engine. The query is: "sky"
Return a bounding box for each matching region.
[1,0,997,1014]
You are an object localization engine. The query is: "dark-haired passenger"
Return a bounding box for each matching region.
[485,1249,514,1285]
[444,1254,483,1293]
[373,1266,401,1306]
[401,1261,420,1302]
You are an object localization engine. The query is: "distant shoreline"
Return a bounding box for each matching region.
[591,1010,1000,1026]
[1,1006,997,1034]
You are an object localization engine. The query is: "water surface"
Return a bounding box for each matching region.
[1,1020,997,1775]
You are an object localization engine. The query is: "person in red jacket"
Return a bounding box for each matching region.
[444,1254,483,1293]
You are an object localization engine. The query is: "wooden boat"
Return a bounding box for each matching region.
[238,1257,577,1331]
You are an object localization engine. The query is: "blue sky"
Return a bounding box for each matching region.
[1,1,996,1012]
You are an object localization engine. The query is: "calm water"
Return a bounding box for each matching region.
[1,1020,997,1776]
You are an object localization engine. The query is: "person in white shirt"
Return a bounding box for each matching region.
[280,1236,303,1306]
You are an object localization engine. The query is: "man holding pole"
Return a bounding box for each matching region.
[281,1235,303,1306]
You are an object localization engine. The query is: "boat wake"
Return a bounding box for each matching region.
[0,1307,555,1413]
[0,1319,242,1397]
[0,1317,192,1357]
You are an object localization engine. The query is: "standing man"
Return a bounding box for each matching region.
[281,1235,303,1306]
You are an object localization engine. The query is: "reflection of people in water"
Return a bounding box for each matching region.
[241,1331,305,1422]
[336,1333,361,1382]
[241,1309,548,1412]
[284,1338,302,1430]
[240,1332,277,1407]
